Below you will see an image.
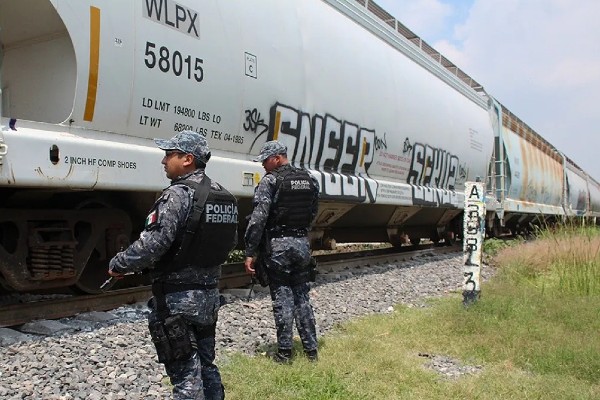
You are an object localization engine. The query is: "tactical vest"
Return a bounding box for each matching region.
[267,166,316,234]
[159,176,238,273]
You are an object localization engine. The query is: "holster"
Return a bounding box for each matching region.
[254,232,270,287]
[149,281,198,364]
[308,256,317,282]
[149,314,197,364]
[254,253,270,287]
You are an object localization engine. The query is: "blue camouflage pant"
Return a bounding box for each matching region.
[147,287,222,399]
[267,236,318,352]
[269,281,317,352]
[162,323,224,400]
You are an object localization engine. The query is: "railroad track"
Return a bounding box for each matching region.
[0,244,461,327]
[0,265,250,328]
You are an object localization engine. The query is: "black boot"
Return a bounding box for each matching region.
[273,348,292,364]
[305,349,318,362]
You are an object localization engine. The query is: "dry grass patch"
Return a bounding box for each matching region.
[494,229,600,296]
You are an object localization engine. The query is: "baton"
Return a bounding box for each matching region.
[246,276,257,301]
[100,272,135,290]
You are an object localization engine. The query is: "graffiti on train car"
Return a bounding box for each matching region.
[374,133,388,151]
[272,103,378,203]
[243,108,270,146]
[245,103,378,203]
[411,185,458,207]
[406,140,463,207]
[407,142,459,190]
[243,104,469,207]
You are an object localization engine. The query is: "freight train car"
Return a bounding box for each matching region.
[487,101,565,233]
[487,100,599,232]
[0,0,594,294]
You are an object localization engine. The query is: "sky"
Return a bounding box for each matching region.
[374,0,600,182]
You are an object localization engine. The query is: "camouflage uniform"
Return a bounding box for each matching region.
[110,131,228,400]
[245,141,320,357]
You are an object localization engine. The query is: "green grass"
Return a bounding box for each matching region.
[219,227,600,399]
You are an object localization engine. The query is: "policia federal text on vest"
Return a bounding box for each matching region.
[156,176,238,275]
[266,166,315,236]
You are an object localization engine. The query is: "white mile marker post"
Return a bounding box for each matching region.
[463,181,485,306]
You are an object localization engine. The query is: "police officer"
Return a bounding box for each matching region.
[244,140,320,363]
[109,130,237,400]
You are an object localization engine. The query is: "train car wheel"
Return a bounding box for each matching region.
[409,236,421,245]
[444,231,456,246]
[323,237,337,250]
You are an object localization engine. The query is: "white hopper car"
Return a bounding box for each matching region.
[0,0,597,293]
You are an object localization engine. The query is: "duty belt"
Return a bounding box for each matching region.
[152,281,219,320]
[152,281,218,296]
[268,228,308,238]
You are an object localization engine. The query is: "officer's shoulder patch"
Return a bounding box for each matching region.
[145,209,160,231]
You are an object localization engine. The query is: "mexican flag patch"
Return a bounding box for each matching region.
[145,209,158,228]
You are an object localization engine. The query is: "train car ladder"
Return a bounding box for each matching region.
[490,98,507,226]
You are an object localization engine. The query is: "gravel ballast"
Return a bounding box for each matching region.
[0,253,490,399]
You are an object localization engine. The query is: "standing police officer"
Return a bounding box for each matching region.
[109,131,237,400]
[244,140,320,363]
